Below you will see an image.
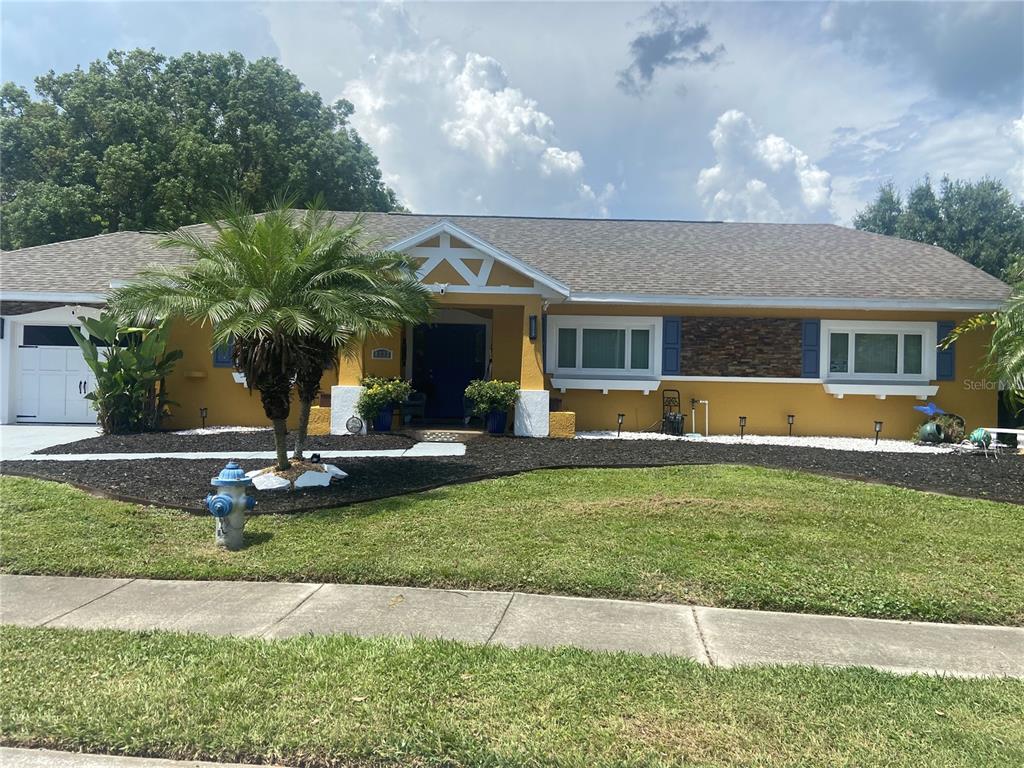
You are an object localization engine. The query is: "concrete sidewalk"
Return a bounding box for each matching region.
[0,747,284,768]
[2,574,1022,679]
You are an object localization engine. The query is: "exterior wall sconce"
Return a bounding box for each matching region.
[874,420,883,445]
[787,414,795,437]
[199,407,209,429]
[739,415,747,439]
[529,315,538,340]
[617,412,625,437]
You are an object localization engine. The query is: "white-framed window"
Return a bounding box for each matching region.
[820,320,935,381]
[547,315,661,378]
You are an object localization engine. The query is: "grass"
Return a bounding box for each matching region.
[1,467,1022,624]
[2,625,1022,767]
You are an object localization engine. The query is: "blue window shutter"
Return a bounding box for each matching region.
[541,315,548,372]
[936,321,955,380]
[213,339,235,368]
[801,320,820,378]
[662,317,681,374]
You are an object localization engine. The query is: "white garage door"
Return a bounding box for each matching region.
[16,325,97,424]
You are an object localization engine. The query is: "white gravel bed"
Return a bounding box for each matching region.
[576,430,953,454]
[172,426,270,436]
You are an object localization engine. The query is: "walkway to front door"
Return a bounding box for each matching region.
[411,323,487,420]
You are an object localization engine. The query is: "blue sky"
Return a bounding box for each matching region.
[3,1,1022,223]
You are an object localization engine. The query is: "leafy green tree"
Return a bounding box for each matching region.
[855,176,1024,279]
[111,197,430,471]
[1,49,398,250]
[852,181,902,236]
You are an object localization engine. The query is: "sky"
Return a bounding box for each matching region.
[2,0,1022,224]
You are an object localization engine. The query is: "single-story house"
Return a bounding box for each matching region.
[0,212,1010,438]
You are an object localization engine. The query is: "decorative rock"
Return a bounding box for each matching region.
[294,470,333,488]
[249,472,291,491]
[323,464,348,479]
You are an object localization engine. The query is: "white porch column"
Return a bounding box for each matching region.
[330,385,366,435]
[515,389,549,437]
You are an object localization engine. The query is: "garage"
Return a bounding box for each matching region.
[0,304,101,425]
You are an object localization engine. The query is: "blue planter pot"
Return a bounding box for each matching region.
[373,409,393,432]
[485,410,508,435]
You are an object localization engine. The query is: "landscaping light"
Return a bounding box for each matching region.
[310,453,321,464]
[739,416,747,439]
[874,420,883,445]
[787,414,795,437]
[528,314,538,340]
[617,413,625,437]
[199,407,208,429]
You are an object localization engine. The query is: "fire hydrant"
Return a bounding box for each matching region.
[205,461,256,551]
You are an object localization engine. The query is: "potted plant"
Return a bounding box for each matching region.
[465,379,520,435]
[357,377,413,432]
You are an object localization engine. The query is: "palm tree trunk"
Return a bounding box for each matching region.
[293,398,312,460]
[272,418,290,471]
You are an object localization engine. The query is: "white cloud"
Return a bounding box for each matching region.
[342,39,611,216]
[696,110,834,222]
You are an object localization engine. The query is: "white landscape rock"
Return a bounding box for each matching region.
[294,470,333,488]
[576,431,953,454]
[323,464,349,479]
[247,471,292,491]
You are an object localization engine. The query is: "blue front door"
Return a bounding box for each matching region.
[412,323,487,419]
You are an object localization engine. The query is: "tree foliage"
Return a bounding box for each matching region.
[854,176,1024,279]
[70,314,182,435]
[943,255,1024,414]
[111,196,430,470]
[1,49,398,250]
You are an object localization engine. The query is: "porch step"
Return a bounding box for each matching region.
[403,428,486,443]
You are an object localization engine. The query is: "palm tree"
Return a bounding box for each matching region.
[111,195,431,470]
[944,255,1024,412]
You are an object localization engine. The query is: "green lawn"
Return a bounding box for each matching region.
[2,625,1021,767]
[2,467,1022,624]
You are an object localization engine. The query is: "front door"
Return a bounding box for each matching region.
[16,325,97,424]
[412,323,487,419]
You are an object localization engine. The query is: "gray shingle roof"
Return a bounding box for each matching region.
[1,212,1010,307]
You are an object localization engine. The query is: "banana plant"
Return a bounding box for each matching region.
[70,313,183,434]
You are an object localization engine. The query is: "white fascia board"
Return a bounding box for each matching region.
[822,383,938,400]
[550,377,661,395]
[567,292,1005,312]
[0,290,108,304]
[386,220,570,297]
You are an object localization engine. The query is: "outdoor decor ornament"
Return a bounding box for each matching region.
[205,461,256,551]
[913,401,946,418]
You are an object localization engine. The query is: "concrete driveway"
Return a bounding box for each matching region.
[0,424,101,461]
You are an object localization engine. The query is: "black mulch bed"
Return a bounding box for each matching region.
[4,437,1022,514]
[35,431,416,455]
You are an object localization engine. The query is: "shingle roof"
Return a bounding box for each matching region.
[1,212,1010,308]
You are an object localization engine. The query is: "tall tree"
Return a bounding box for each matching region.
[855,176,1024,279]
[852,181,902,236]
[1,49,398,250]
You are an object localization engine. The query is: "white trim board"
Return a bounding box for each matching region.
[386,220,570,297]
[663,376,823,384]
[1,291,108,304]
[567,292,1004,312]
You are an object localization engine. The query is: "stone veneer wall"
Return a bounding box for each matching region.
[679,317,803,377]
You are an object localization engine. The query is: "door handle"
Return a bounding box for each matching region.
[78,380,82,394]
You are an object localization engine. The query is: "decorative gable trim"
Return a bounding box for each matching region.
[386,220,570,297]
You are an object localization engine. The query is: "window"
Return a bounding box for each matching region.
[213,339,235,368]
[548,316,659,377]
[822,321,935,381]
[557,327,577,368]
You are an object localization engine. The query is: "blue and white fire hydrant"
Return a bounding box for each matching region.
[205,461,256,551]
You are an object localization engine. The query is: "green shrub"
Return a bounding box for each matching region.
[356,377,413,421]
[464,379,520,418]
[69,313,182,434]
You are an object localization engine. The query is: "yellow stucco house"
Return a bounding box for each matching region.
[0,212,1010,438]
